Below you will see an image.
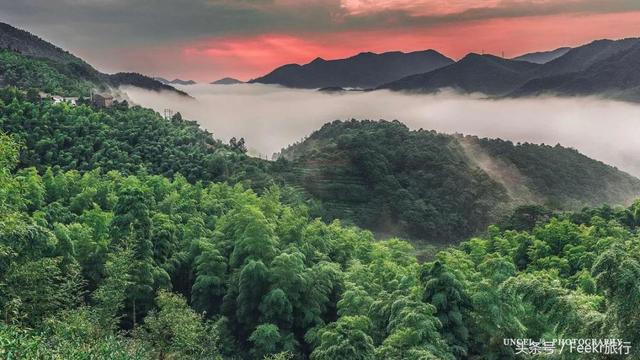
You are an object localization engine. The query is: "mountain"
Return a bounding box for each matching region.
[153,76,171,84]
[156,78,197,85]
[109,73,190,95]
[250,50,454,89]
[0,21,187,97]
[172,79,196,85]
[211,77,243,85]
[276,120,640,243]
[532,38,640,78]
[379,53,541,95]
[512,39,640,100]
[512,47,571,64]
[381,38,640,101]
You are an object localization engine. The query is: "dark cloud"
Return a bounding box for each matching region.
[2,0,639,51]
[0,0,342,48]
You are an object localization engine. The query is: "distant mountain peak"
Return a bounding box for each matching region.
[169,79,197,85]
[154,77,170,84]
[251,49,454,88]
[309,57,326,64]
[460,53,504,61]
[211,77,243,85]
[379,52,541,95]
[513,47,571,64]
[462,52,482,58]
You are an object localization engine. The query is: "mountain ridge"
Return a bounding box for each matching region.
[155,77,197,85]
[378,53,541,95]
[512,47,571,64]
[512,39,640,99]
[379,37,640,101]
[211,77,244,85]
[251,49,454,88]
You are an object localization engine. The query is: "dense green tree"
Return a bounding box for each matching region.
[420,261,472,358]
[309,316,375,360]
[92,247,134,330]
[0,50,96,96]
[138,290,220,359]
[592,244,640,356]
[191,241,227,316]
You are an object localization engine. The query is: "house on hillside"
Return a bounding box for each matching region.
[52,95,79,105]
[39,93,79,105]
[92,93,113,107]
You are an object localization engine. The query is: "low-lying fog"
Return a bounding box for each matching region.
[122,83,640,177]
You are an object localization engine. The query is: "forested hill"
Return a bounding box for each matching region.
[0,21,187,97]
[0,22,84,64]
[0,49,98,97]
[0,88,272,188]
[276,120,640,243]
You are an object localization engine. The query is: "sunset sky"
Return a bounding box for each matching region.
[2,0,640,81]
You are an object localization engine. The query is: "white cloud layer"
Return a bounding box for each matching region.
[123,84,640,177]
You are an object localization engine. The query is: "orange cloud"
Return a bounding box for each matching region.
[101,10,640,82]
[340,0,503,16]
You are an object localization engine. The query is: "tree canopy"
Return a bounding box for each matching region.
[2,129,640,358]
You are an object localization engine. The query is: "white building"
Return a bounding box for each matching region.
[51,95,78,105]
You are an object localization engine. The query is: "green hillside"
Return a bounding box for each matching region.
[277,120,640,243]
[0,22,188,97]
[0,88,272,188]
[0,49,100,96]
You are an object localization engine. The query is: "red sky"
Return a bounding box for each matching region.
[115,10,640,82]
[10,0,640,81]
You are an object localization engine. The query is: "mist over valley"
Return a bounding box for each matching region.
[124,83,640,177]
